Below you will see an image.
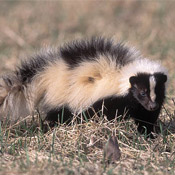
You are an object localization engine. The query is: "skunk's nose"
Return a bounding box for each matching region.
[149,102,159,111]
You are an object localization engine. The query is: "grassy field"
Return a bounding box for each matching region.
[0,1,175,174]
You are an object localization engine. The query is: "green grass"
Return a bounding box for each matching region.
[0,1,175,174]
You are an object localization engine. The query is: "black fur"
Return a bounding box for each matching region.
[46,91,162,137]
[60,37,133,68]
[89,91,162,136]
[16,49,59,83]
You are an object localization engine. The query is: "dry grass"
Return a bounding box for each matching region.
[0,1,175,175]
[0,110,175,175]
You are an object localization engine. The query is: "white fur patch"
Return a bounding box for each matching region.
[149,76,156,102]
[67,56,120,112]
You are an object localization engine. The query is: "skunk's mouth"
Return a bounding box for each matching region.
[143,102,159,111]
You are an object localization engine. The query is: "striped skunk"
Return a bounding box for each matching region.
[0,37,168,136]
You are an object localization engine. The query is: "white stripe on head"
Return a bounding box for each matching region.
[149,75,156,102]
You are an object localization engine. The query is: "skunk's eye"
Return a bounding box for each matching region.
[140,91,146,97]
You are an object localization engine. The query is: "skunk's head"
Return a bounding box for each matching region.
[129,73,167,111]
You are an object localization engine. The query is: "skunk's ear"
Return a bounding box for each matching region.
[161,74,167,83]
[155,74,167,84]
[129,76,137,86]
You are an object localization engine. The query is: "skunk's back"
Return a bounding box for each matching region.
[60,37,140,68]
[16,48,60,83]
[15,37,139,84]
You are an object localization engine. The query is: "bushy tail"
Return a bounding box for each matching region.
[0,74,33,124]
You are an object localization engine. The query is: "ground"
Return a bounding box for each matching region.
[0,1,175,175]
